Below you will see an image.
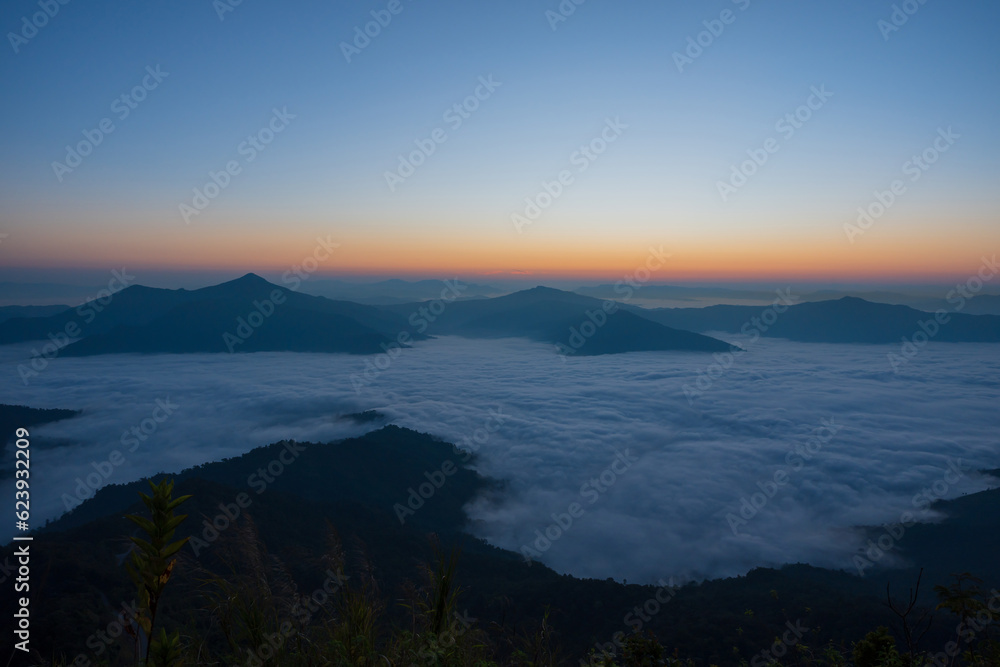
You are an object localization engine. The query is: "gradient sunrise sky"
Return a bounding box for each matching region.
[1,0,997,285]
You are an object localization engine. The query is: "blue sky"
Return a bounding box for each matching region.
[1,0,998,283]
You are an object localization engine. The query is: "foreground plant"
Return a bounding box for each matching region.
[124,478,191,667]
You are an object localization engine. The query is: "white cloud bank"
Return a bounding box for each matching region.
[1,335,997,583]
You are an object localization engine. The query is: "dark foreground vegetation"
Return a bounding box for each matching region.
[3,425,999,666]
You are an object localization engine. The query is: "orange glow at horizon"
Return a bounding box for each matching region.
[4,223,993,284]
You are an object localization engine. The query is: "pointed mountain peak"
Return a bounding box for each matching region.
[491,285,595,305]
[219,273,282,290]
[233,272,270,285]
[192,272,283,299]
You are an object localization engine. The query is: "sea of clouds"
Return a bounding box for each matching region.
[1,334,997,583]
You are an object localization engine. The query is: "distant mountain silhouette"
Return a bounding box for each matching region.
[0,304,70,324]
[575,284,775,303]
[383,285,734,355]
[628,296,1000,343]
[575,285,1000,315]
[961,294,1000,316]
[1,277,731,357]
[0,273,424,356]
[300,277,502,305]
[0,283,193,344]
[15,278,995,354]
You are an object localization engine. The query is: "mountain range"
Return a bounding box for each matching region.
[0,274,424,355]
[0,304,71,323]
[0,276,735,357]
[626,296,1000,344]
[381,285,735,355]
[575,284,1000,314]
[298,277,503,304]
[1,275,999,356]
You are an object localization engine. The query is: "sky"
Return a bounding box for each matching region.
[1,0,998,285]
